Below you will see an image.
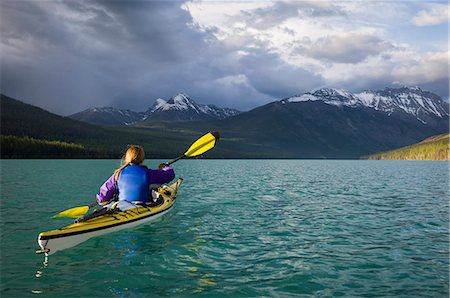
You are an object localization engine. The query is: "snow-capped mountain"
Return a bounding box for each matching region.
[216,86,448,158]
[283,87,449,123]
[4,89,449,159]
[144,93,241,121]
[69,93,241,125]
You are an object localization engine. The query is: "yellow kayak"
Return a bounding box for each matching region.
[36,178,183,255]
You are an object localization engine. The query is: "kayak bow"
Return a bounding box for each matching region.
[36,178,182,255]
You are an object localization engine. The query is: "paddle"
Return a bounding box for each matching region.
[53,131,220,218]
[53,202,98,218]
[166,131,220,165]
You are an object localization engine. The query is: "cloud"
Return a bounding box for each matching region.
[1,0,216,114]
[316,49,450,100]
[413,3,449,26]
[296,34,395,64]
[239,49,324,97]
[392,51,449,85]
[1,0,448,116]
[237,1,346,30]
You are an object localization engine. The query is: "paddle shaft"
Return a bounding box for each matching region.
[167,155,184,166]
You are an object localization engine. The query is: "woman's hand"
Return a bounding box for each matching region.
[158,163,169,170]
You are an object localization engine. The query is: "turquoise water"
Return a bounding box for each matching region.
[0,159,448,297]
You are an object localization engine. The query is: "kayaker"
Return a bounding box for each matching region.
[96,145,175,211]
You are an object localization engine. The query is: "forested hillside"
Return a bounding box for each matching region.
[0,95,210,158]
[363,134,449,160]
[2,93,448,159]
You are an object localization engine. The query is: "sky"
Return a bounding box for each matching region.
[1,0,448,116]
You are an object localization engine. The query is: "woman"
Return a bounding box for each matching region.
[96,145,175,211]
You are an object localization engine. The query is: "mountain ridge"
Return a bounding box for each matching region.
[211,98,448,158]
[69,93,241,125]
[2,86,449,159]
[70,86,448,127]
[283,86,449,124]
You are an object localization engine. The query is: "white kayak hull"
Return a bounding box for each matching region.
[38,207,172,255]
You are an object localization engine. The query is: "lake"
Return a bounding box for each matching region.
[0,159,448,297]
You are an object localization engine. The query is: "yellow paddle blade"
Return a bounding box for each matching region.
[185,131,220,157]
[53,206,90,218]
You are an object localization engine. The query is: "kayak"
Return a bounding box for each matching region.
[36,178,183,255]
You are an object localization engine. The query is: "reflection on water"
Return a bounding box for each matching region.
[35,254,48,277]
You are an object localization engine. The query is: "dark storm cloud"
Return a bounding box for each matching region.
[1,0,447,116]
[0,0,222,115]
[2,1,67,45]
[239,49,324,98]
[1,0,325,115]
[421,78,449,101]
[90,0,209,62]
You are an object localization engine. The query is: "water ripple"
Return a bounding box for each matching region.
[0,160,448,297]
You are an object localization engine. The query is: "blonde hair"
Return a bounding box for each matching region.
[114,145,145,181]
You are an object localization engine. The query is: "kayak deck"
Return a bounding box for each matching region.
[37,178,182,255]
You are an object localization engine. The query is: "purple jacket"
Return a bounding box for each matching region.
[96,165,175,204]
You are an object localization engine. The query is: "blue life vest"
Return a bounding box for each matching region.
[117,165,149,203]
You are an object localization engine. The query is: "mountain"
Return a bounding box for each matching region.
[1,94,108,142]
[2,86,449,159]
[0,94,112,157]
[363,134,449,160]
[284,86,449,126]
[0,94,223,158]
[69,107,144,126]
[145,93,240,121]
[151,86,445,159]
[69,93,241,125]
[204,98,448,158]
